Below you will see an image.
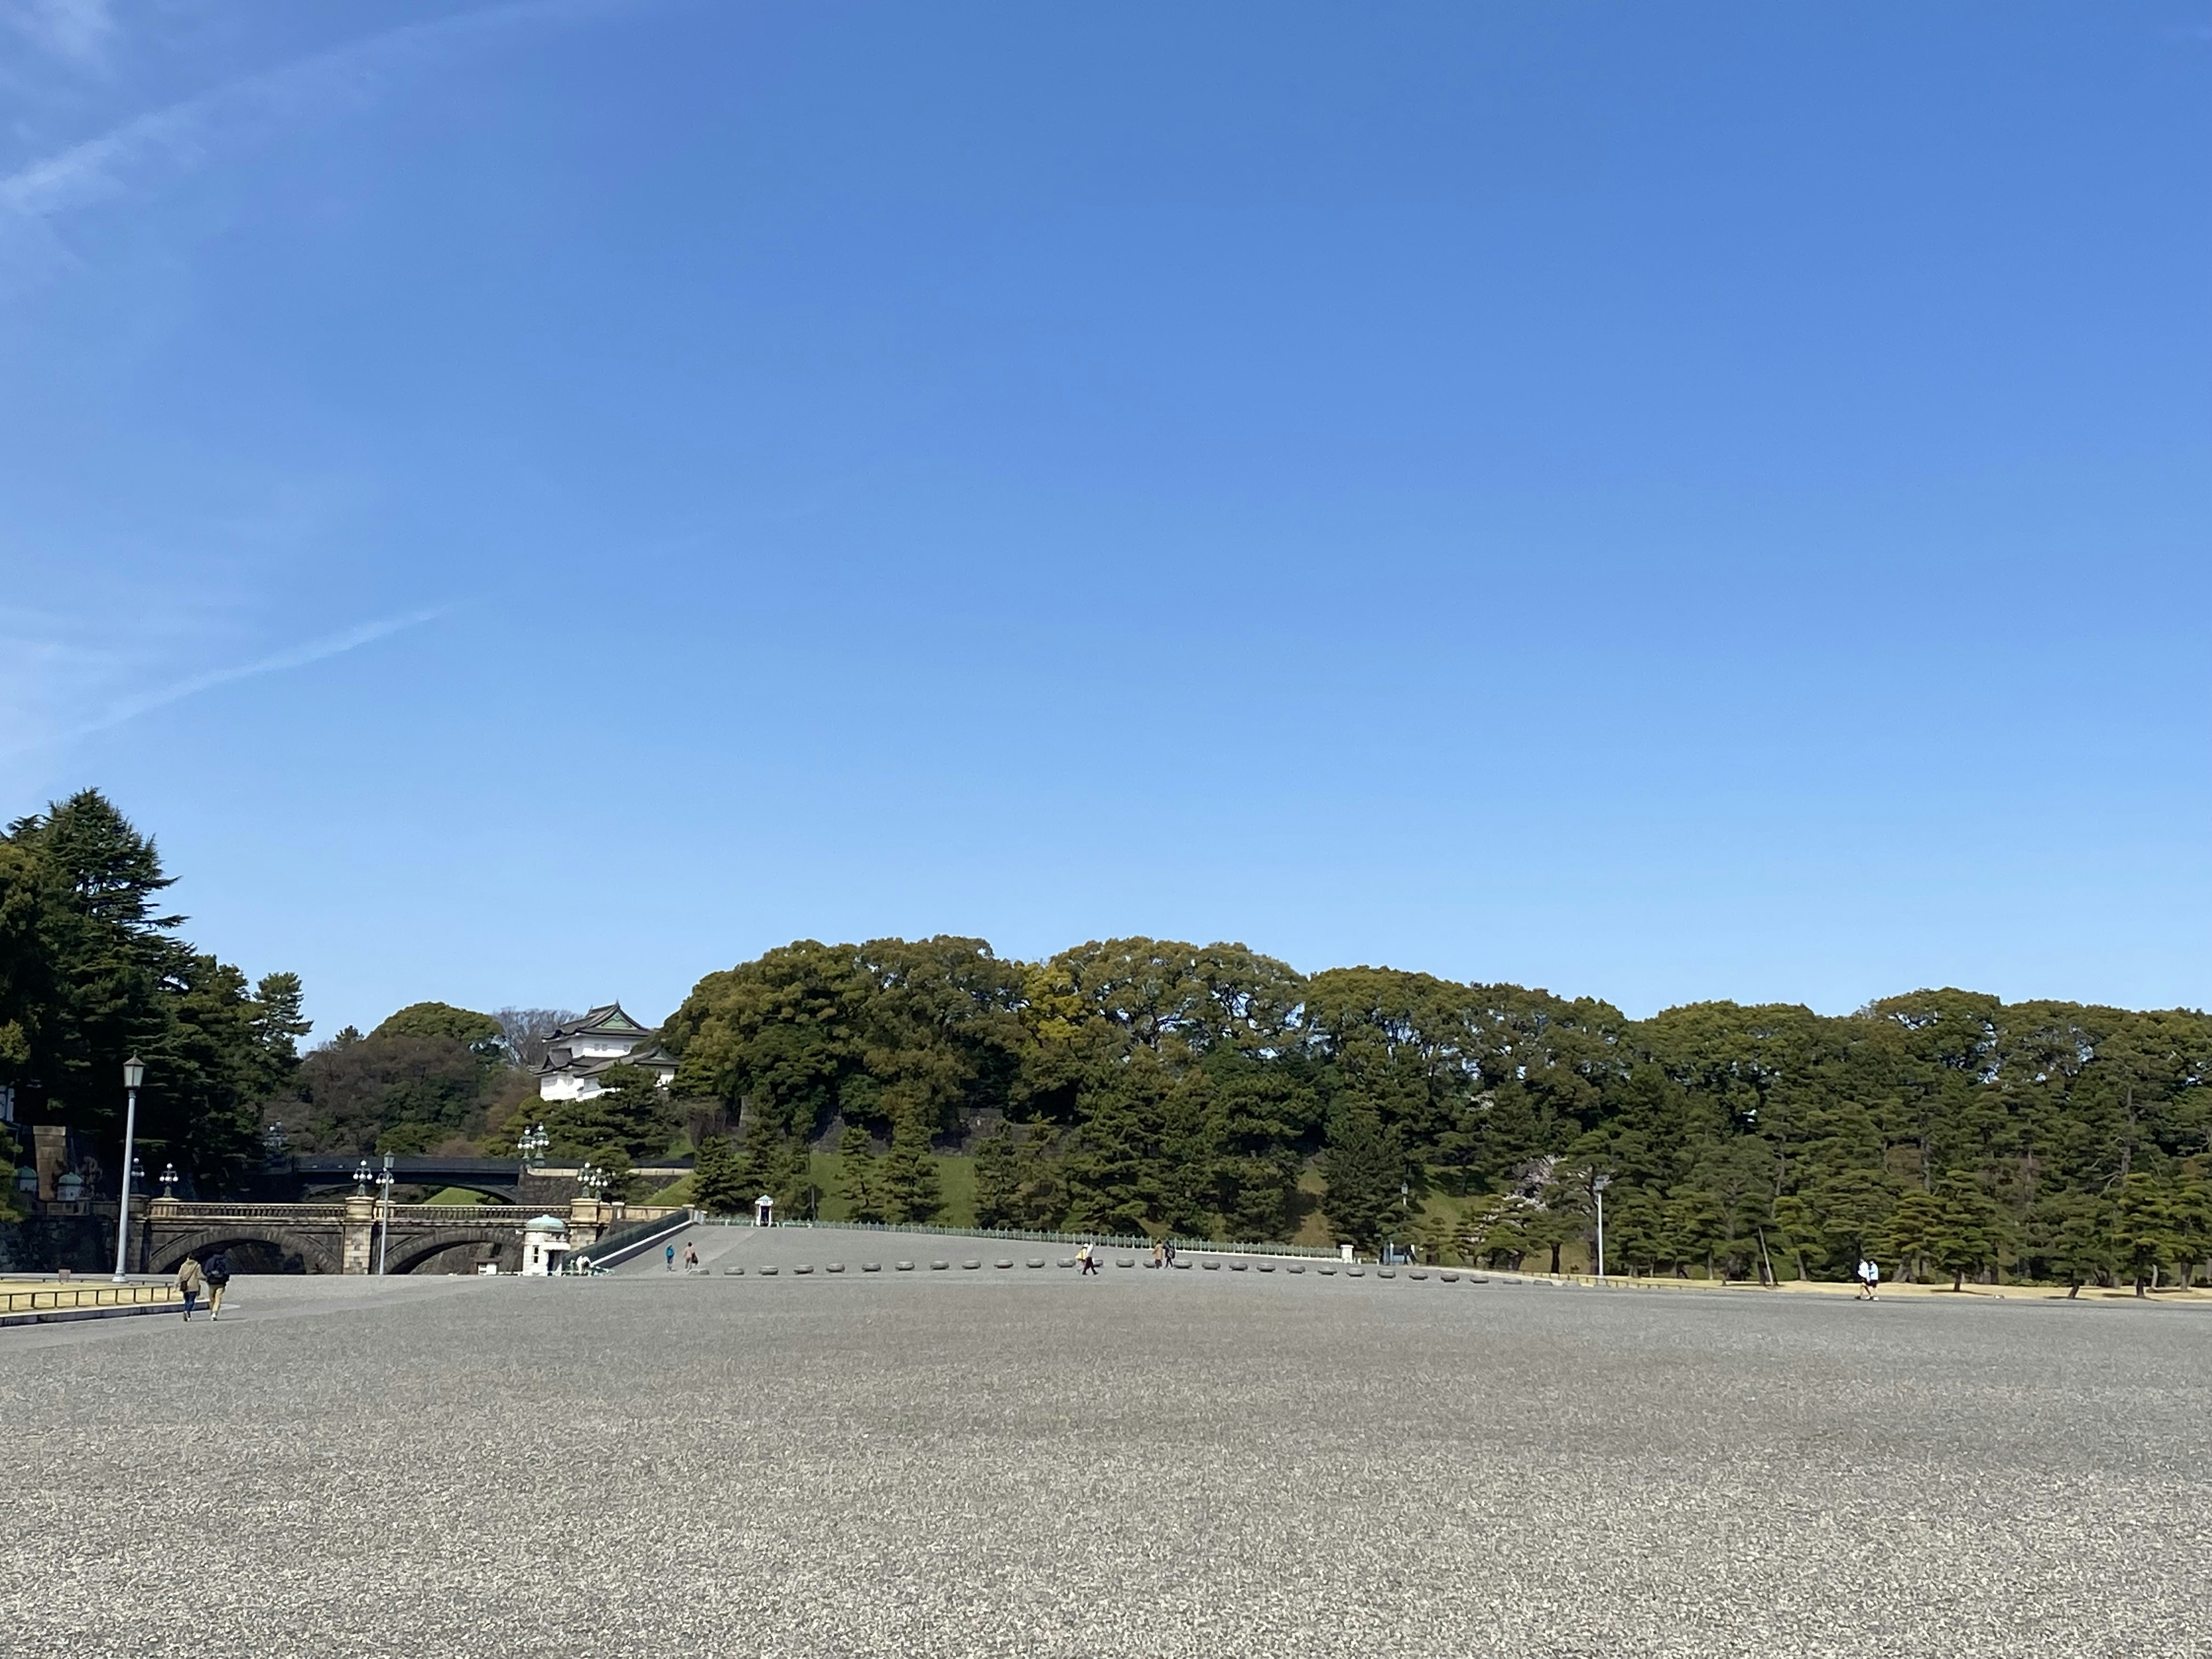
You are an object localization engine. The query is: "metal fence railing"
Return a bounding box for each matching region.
[571,1209,696,1271]
[690,1215,1342,1258]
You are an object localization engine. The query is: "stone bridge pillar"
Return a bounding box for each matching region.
[342,1193,376,1275]
[568,1196,611,1251]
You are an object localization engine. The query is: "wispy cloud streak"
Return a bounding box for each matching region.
[5,607,449,757]
[6,0,115,67]
[1,0,622,258]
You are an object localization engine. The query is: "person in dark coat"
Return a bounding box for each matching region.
[203,1249,232,1320]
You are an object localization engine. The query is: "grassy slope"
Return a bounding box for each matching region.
[647,1152,980,1228]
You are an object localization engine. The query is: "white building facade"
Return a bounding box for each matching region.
[533,1003,679,1102]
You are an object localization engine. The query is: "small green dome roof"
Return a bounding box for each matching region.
[524,1214,567,1233]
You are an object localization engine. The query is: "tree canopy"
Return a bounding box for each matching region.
[663,935,2212,1281]
[8,793,2209,1287]
[0,791,306,1189]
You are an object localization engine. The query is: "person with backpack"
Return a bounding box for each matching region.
[665,1242,677,1271]
[203,1249,233,1320]
[176,1255,205,1320]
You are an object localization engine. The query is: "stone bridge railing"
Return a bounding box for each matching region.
[141,1198,689,1276]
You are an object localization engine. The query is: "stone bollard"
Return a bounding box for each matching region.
[1440,1271,1459,1282]
[1408,1270,1427,1280]
[723,1267,745,1275]
[1202,1261,1221,1271]
[931,1260,949,1271]
[1229,1262,1248,1271]
[1347,1267,1365,1278]
[896,1261,915,1271]
[1319,1266,1336,1275]
[827,1263,844,1273]
[1257,1264,1275,1272]
[1058,1257,1076,1268]
[759,1266,779,1276]
[1173,1260,1191,1270]
[1287,1265,1305,1274]
[862,1263,881,1272]
[995,1259,1013,1269]
[1027,1258,1046,1268]
[794,1264,815,1275]
[962,1260,982,1270]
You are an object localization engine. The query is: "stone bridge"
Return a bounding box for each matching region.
[142,1196,683,1275]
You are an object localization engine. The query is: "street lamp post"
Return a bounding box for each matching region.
[1593,1173,1611,1282]
[375,1152,395,1275]
[111,1056,145,1282]
[518,1123,548,1166]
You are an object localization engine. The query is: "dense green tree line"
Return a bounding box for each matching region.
[0,791,306,1194]
[668,937,2212,1287]
[7,794,2207,1288]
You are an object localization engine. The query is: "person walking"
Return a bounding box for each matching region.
[683,1243,700,1272]
[1164,1240,1176,1268]
[1150,1240,1164,1270]
[203,1249,232,1320]
[1855,1257,1878,1300]
[665,1242,677,1272]
[1077,1241,1099,1276]
[176,1255,205,1321]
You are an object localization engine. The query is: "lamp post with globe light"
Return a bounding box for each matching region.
[110,1056,145,1282]
[374,1153,396,1275]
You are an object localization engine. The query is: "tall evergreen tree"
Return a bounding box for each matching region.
[691,1131,747,1215]
[838,1123,887,1222]
[878,1107,942,1224]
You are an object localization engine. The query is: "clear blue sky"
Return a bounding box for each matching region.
[4,2,2207,1036]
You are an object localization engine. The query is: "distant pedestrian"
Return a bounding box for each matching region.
[1150,1240,1165,1270]
[684,1243,700,1272]
[176,1256,204,1320]
[1164,1240,1176,1267]
[1077,1241,1099,1276]
[665,1243,677,1272]
[1856,1258,1879,1301]
[203,1249,232,1320]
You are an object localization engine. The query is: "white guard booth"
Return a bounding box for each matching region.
[753,1194,775,1227]
[520,1214,571,1275]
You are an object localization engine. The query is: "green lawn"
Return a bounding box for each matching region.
[647,1151,979,1227]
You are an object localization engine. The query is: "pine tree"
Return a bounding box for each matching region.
[972,1127,1018,1228]
[1883,1189,1946,1284]
[878,1107,942,1224]
[2112,1173,2181,1297]
[1929,1172,2008,1290]
[1320,1100,1403,1252]
[839,1123,886,1222]
[691,1131,747,1215]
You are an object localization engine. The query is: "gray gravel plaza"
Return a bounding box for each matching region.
[6,1223,2207,1658]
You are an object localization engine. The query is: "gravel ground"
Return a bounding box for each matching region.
[5,1225,2207,1658]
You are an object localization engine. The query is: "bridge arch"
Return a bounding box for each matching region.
[381,1228,515,1276]
[150,1226,341,1277]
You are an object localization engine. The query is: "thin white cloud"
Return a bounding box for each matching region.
[3,606,449,757]
[6,0,115,66]
[1,0,624,242]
